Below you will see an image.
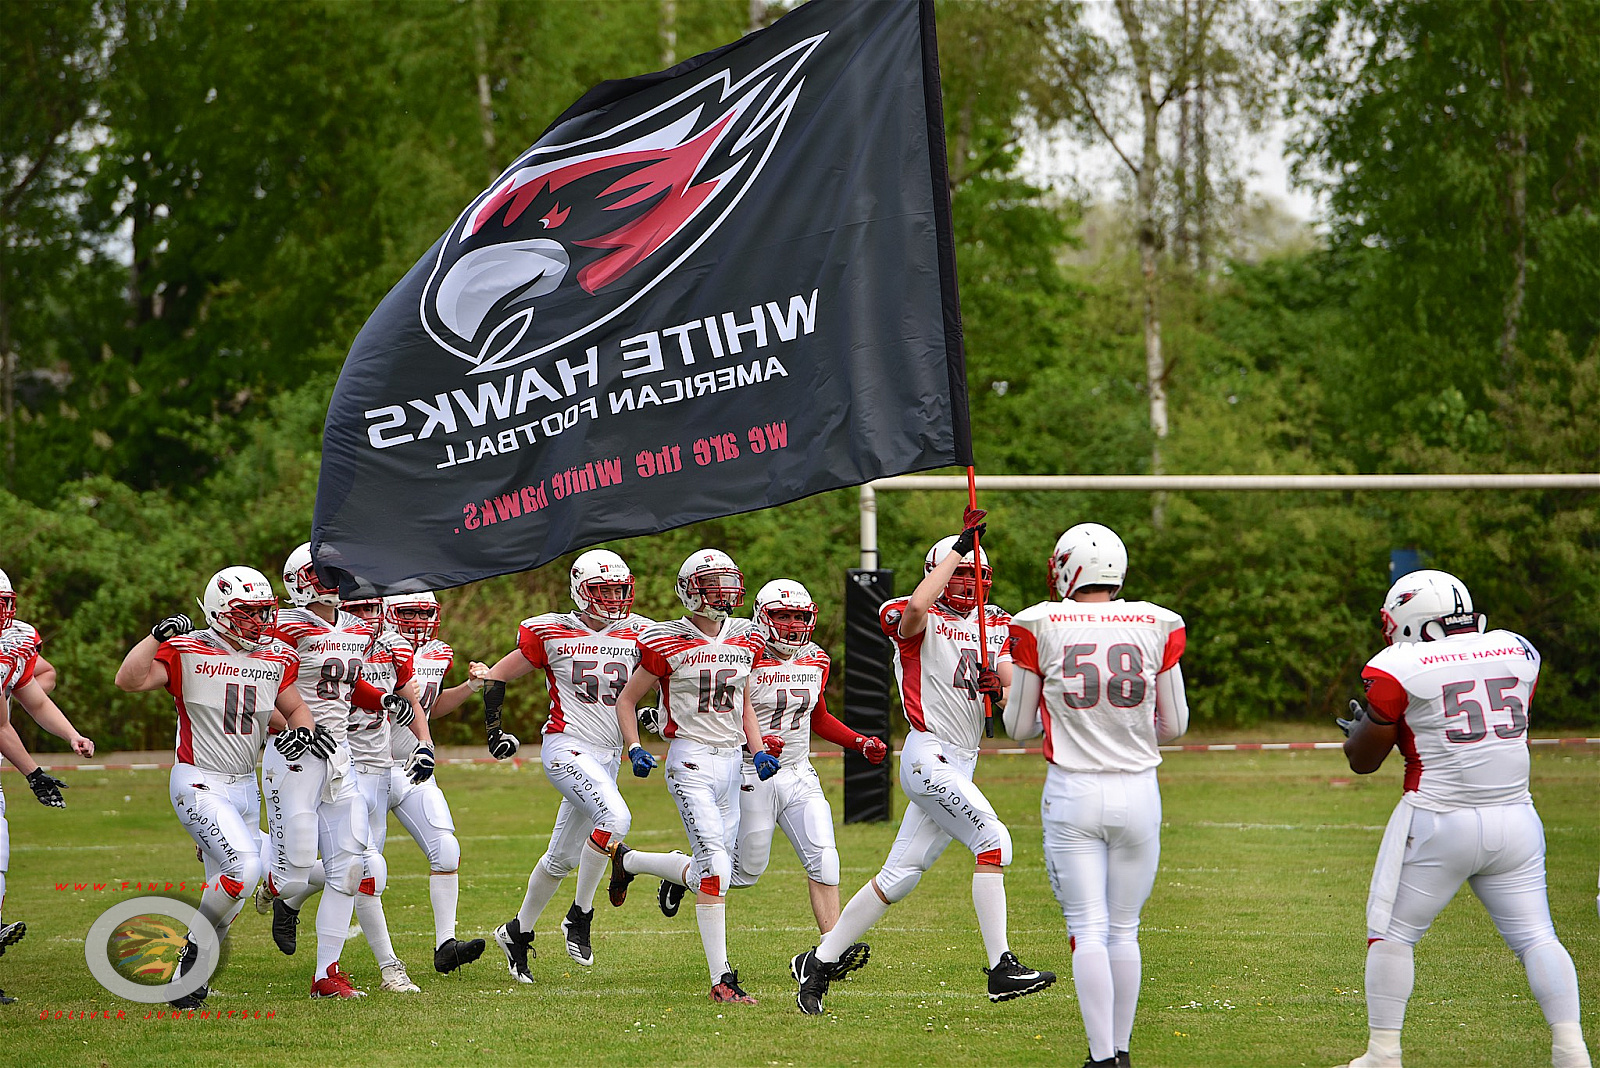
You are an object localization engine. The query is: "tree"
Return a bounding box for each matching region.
[1291,0,1600,391]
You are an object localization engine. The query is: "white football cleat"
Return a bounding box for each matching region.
[252,880,273,916]
[378,962,420,993]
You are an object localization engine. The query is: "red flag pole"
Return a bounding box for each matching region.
[967,465,993,737]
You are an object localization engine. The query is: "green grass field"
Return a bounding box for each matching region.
[3,748,1596,1066]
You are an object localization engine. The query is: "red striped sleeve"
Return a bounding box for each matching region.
[1160,626,1186,672]
[1361,666,1408,725]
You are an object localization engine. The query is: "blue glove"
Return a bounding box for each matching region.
[405,744,435,784]
[753,751,780,781]
[628,744,657,777]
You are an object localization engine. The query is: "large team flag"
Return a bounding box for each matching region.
[313,0,972,594]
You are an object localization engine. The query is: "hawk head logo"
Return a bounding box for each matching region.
[422,33,825,375]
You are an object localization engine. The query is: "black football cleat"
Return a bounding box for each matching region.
[607,843,635,907]
[169,939,208,1010]
[1115,1052,1132,1068]
[0,989,14,1004]
[561,904,594,967]
[433,936,486,974]
[493,918,535,984]
[0,921,25,957]
[792,947,833,1016]
[833,941,870,978]
[658,878,686,918]
[985,950,1056,1002]
[271,897,299,956]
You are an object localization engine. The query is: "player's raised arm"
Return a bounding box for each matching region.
[431,661,488,718]
[900,510,987,638]
[114,612,192,692]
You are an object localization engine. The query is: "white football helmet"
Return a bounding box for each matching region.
[199,566,278,650]
[385,591,441,645]
[924,536,992,614]
[1380,569,1486,645]
[754,579,817,654]
[1050,523,1127,599]
[282,542,340,607]
[570,549,635,621]
[0,568,14,631]
[676,548,744,622]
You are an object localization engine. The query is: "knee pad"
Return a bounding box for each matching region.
[601,808,633,841]
[285,811,319,870]
[363,851,388,896]
[875,866,922,904]
[539,849,575,880]
[325,855,363,896]
[976,823,1013,867]
[236,851,264,897]
[809,847,840,887]
[430,832,461,874]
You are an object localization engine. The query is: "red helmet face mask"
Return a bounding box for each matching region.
[941,562,992,614]
[219,599,277,648]
[295,560,340,600]
[386,602,441,644]
[578,577,635,621]
[762,606,816,648]
[0,591,15,632]
[693,570,745,613]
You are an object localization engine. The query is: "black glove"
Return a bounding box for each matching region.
[152,614,194,642]
[307,724,338,759]
[951,508,988,557]
[27,768,68,808]
[273,726,314,760]
[487,728,520,760]
[1336,699,1368,738]
[382,692,415,728]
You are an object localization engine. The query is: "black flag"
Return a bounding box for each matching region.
[313,0,969,593]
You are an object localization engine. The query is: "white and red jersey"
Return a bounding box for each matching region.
[879,597,1013,752]
[154,629,299,775]
[269,607,376,745]
[1008,599,1186,773]
[518,611,653,749]
[746,644,830,768]
[392,637,455,762]
[0,620,42,702]
[348,631,414,768]
[1362,629,1541,812]
[638,617,764,748]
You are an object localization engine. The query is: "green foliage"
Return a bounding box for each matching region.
[3,1,1598,755]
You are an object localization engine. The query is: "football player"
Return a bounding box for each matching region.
[341,595,432,993]
[113,566,305,1009]
[791,512,1055,1016]
[612,548,774,1005]
[730,579,888,942]
[381,591,488,975]
[477,549,654,979]
[1006,524,1189,1068]
[1336,571,1591,1068]
[1,570,94,1004]
[257,542,411,998]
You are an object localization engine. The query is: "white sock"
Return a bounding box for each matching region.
[817,883,890,964]
[573,846,607,913]
[1365,939,1414,1031]
[1365,1027,1402,1062]
[972,871,1009,968]
[695,900,728,983]
[354,892,398,969]
[430,872,459,946]
[517,862,563,930]
[1071,941,1116,1062]
[1551,1021,1592,1068]
[1108,941,1142,1051]
[1523,940,1582,1026]
[623,848,691,884]
[314,888,357,978]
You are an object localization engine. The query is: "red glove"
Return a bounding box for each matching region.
[859,736,888,765]
[761,734,785,758]
[977,668,1004,705]
[962,506,987,530]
